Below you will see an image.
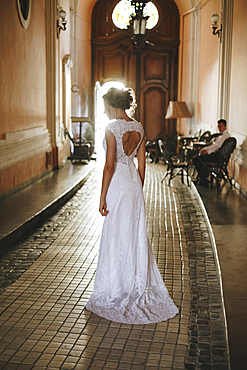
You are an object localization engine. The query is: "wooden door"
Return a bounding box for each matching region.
[91,0,179,140]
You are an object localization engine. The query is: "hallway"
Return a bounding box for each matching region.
[1,1,247,368]
[1,161,246,369]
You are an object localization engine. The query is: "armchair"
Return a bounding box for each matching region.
[202,137,237,186]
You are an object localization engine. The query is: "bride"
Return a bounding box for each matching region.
[86,87,179,324]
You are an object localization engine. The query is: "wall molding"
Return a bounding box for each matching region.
[231,130,247,169]
[0,127,52,171]
[232,146,247,170]
[62,54,73,140]
[217,0,234,121]
[231,179,247,199]
[188,6,201,135]
[45,0,57,148]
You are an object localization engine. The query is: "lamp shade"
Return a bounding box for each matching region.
[165,101,192,119]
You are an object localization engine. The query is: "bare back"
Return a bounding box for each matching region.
[106,119,144,165]
[122,131,141,156]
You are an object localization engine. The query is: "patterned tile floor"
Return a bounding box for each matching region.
[0,163,229,369]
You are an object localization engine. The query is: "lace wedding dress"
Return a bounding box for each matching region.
[86,119,179,324]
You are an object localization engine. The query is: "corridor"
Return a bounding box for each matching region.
[0,161,246,369]
[1,1,247,368]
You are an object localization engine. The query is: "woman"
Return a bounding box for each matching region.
[86,87,178,324]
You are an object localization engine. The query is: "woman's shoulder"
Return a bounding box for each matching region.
[122,118,144,130]
[105,120,118,133]
[128,119,144,133]
[106,119,144,135]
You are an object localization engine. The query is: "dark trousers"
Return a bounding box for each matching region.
[193,152,219,182]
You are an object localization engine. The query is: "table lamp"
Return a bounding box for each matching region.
[165,101,192,151]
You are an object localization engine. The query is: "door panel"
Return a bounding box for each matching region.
[143,53,169,87]
[98,48,129,82]
[142,86,167,141]
[140,49,175,140]
[92,0,179,140]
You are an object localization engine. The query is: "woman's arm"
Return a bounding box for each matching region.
[137,137,146,186]
[99,129,116,216]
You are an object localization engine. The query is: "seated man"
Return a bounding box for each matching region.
[193,119,231,186]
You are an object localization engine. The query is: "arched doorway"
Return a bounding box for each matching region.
[91,0,179,141]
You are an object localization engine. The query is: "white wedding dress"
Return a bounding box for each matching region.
[86,119,179,324]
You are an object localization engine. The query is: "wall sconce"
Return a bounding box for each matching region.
[57,6,67,38]
[211,12,222,37]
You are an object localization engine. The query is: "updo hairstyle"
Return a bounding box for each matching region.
[103,87,137,114]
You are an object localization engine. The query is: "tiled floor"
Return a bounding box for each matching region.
[0,161,94,250]
[0,162,233,369]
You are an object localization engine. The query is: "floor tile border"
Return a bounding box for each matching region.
[173,179,230,370]
[190,182,230,368]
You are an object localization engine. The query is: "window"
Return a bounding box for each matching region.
[112,0,159,30]
[17,0,31,28]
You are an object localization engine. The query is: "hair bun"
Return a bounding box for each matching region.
[103,87,137,113]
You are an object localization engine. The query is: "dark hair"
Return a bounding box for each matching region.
[103,87,137,112]
[218,119,227,126]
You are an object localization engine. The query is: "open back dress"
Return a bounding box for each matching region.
[86,119,179,324]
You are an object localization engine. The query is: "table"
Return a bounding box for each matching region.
[178,136,198,146]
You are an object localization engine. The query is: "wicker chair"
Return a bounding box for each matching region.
[202,137,237,186]
[158,140,189,185]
